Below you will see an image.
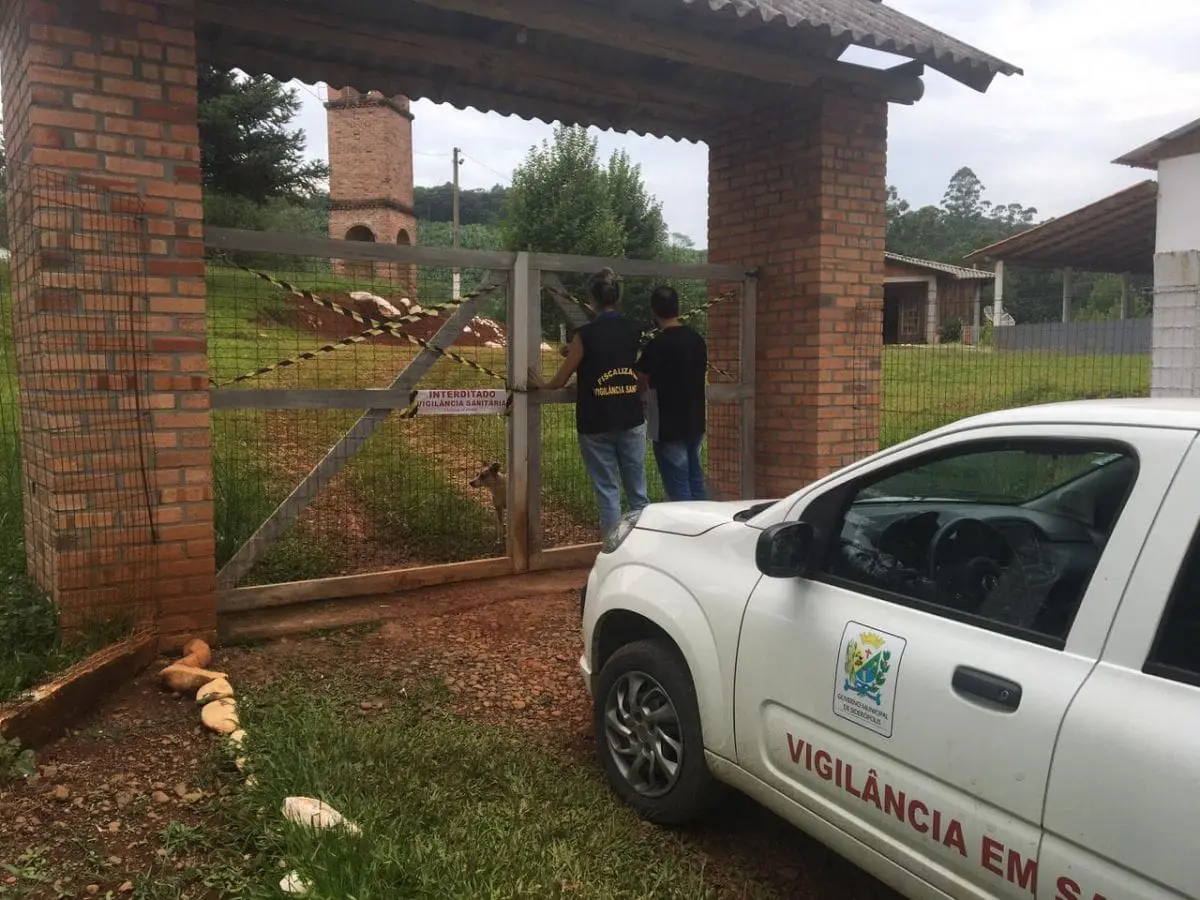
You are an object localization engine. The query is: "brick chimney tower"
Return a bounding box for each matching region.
[325,87,417,288]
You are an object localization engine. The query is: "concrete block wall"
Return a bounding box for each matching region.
[1151,251,1200,397]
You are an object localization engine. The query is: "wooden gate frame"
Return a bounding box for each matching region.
[510,252,757,571]
[205,229,757,614]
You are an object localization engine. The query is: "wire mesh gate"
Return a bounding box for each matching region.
[205,229,757,610]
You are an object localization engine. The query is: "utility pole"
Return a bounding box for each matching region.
[452,147,464,301]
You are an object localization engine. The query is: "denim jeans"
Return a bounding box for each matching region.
[653,438,707,502]
[578,424,650,535]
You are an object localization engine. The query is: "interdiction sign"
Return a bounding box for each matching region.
[414,389,509,416]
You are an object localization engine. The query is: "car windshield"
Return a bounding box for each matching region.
[857,448,1122,506]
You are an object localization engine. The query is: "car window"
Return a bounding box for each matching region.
[861,449,1118,505]
[1145,524,1200,687]
[818,441,1137,647]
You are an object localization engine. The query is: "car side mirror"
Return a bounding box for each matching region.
[755,521,816,578]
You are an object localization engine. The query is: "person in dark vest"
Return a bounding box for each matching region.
[529,268,648,536]
[635,285,708,501]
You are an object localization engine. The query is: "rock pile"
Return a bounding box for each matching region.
[158,637,361,897]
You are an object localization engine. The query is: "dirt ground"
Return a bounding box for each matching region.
[0,572,898,899]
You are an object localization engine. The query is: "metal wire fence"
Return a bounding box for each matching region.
[853,302,1152,453]
[206,235,756,586]
[0,168,153,702]
[207,251,513,587]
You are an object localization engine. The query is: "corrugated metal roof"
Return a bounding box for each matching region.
[885,252,994,280]
[1114,116,1200,170]
[963,180,1158,276]
[686,0,1022,91]
[198,0,1019,142]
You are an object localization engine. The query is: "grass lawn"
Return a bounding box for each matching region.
[136,673,753,900]
[880,343,1150,447]
[206,263,1156,580]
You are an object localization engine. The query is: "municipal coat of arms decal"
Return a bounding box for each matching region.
[843,631,891,706]
[833,621,907,738]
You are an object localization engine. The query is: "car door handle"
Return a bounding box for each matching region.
[951,666,1023,712]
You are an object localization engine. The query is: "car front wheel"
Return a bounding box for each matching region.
[593,639,723,825]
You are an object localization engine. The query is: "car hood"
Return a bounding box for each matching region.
[634,500,765,537]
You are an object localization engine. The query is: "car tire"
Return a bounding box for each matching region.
[593,638,725,825]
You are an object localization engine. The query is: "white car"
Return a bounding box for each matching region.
[579,399,1200,900]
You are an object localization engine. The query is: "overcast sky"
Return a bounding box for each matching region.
[291,0,1200,246]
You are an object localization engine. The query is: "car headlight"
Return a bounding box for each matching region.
[601,509,643,554]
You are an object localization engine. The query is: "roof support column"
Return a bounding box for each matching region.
[924,277,939,345]
[1062,267,1073,323]
[0,0,214,649]
[992,260,1005,326]
[707,85,888,495]
[1119,272,1131,320]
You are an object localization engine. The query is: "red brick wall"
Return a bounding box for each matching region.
[325,88,417,292]
[708,87,888,497]
[0,0,214,649]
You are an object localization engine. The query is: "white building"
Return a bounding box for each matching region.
[1115,118,1200,396]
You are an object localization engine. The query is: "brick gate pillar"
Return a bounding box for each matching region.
[0,0,214,648]
[707,87,887,498]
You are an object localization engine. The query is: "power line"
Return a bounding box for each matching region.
[459,152,508,181]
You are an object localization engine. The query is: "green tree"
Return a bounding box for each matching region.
[501,125,623,258]
[413,183,508,225]
[887,168,1062,323]
[198,67,328,211]
[503,126,677,335]
[603,149,667,261]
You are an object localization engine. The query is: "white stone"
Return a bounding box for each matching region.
[281,797,361,835]
[348,290,402,318]
[196,678,234,703]
[200,698,239,735]
[279,871,311,895]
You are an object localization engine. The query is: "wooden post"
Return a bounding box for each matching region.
[1062,267,1073,323]
[739,275,757,499]
[527,265,545,556]
[507,253,536,571]
[1119,272,1131,320]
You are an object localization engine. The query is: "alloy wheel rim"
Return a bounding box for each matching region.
[603,670,683,798]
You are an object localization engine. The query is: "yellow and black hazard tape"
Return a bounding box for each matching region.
[539,279,739,378]
[215,303,465,387]
[211,255,510,387]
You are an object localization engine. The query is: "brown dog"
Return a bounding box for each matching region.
[469,462,507,539]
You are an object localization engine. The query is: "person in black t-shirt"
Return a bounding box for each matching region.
[635,285,708,502]
[529,268,648,536]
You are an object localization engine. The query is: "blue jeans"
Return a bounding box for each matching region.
[653,439,707,502]
[578,424,649,535]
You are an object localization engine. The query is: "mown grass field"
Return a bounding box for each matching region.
[207,264,1154,583]
[880,343,1150,446]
